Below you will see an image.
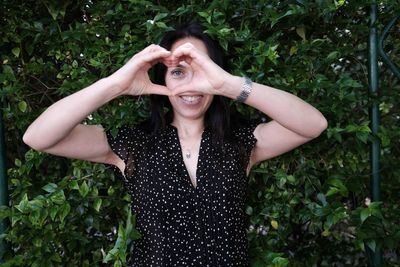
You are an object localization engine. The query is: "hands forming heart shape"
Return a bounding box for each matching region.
[109,42,230,97]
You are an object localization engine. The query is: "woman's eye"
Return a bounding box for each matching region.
[170,68,184,78]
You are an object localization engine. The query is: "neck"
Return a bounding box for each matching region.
[172,117,204,138]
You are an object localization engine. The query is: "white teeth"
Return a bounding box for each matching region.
[180,95,201,104]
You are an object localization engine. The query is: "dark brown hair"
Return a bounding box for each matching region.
[150,22,233,143]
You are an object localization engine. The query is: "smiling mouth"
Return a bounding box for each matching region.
[180,95,202,104]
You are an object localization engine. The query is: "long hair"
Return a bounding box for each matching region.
[150,22,233,143]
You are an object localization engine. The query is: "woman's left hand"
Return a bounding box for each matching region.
[166,42,231,96]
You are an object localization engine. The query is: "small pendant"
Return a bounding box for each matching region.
[185,151,191,159]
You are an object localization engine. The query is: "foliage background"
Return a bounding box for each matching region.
[1,0,399,266]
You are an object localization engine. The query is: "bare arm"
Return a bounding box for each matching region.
[23,78,124,168]
[23,45,172,173]
[169,42,328,168]
[222,77,328,167]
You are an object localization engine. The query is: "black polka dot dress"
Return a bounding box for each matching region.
[106,123,257,267]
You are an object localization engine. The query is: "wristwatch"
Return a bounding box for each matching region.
[236,76,253,103]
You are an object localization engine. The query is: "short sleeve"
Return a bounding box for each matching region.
[105,125,147,177]
[233,123,258,157]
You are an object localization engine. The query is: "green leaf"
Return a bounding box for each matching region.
[12,47,20,57]
[246,206,253,215]
[326,187,340,197]
[198,11,211,24]
[29,208,48,227]
[314,205,331,217]
[326,177,348,197]
[335,0,346,7]
[50,254,62,263]
[2,65,16,81]
[296,27,306,40]
[84,215,94,227]
[18,101,27,112]
[271,256,289,266]
[42,183,58,193]
[14,158,22,167]
[50,205,58,220]
[366,240,376,252]
[44,2,59,20]
[271,10,294,27]
[89,59,102,68]
[59,202,71,223]
[69,180,79,190]
[317,193,328,206]
[50,190,65,205]
[130,228,142,240]
[15,194,29,213]
[369,202,383,219]
[33,237,42,247]
[356,131,370,144]
[360,208,370,223]
[79,181,89,198]
[155,21,167,29]
[289,46,298,56]
[327,51,340,60]
[0,206,10,220]
[339,77,363,88]
[287,175,296,184]
[93,198,102,212]
[107,186,115,196]
[120,24,130,34]
[154,13,168,21]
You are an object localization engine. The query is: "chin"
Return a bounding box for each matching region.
[169,95,213,120]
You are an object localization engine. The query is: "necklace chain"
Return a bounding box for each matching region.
[182,145,194,159]
[181,145,194,159]
[179,132,203,160]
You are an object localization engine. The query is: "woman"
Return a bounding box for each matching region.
[23,22,327,266]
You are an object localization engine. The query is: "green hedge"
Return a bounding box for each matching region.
[1,0,399,266]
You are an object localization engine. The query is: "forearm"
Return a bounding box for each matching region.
[23,77,124,150]
[222,75,327,138]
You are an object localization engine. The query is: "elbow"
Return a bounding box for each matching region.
[23,129,46,151]
[23,130,36,149]
[309,116,328,138]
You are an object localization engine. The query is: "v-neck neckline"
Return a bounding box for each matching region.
[169,124,206,190]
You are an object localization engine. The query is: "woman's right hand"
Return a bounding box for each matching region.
[108,44,172,96]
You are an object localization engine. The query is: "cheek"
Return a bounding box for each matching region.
[205,96,214,107]
[165,72,193,90]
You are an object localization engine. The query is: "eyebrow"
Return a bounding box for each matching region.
[169,63,186,70]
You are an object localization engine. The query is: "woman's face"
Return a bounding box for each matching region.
[165,37,214,122]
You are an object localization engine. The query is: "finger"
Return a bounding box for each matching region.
[138,44,170,62]
[170,83,197,96]
[163,56,180,67]
[147,84,172,96]
[142,49,171,64]
[171,42,209,62]
[142,44,165,53]
[163,42,202,67]
[171,47,196,64]
[126,45,169,67]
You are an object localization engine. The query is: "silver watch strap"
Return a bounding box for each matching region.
[236,77,253,102]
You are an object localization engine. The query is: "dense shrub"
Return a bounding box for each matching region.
[1,0,399,266]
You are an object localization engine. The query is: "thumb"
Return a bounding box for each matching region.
[147,84,172,96]
[170,83,195,96]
